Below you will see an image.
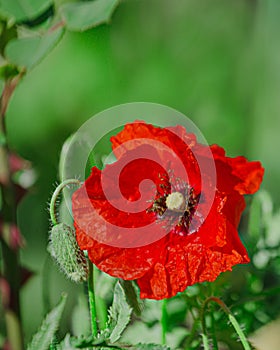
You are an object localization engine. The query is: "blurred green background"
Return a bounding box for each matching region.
[4,0,280,344]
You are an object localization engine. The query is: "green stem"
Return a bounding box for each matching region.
[96,295,107,330]
[49,179,81,226]
[93,267,107,330]
[161,299,168,345]
[201,297,251,350]
[181,309,200,350]
[88,260,98,338]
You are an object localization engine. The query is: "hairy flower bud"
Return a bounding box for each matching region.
[48,223,88,283]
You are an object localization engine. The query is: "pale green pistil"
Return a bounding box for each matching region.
[166,192,185,211]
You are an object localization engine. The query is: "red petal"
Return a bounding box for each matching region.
[111,123,197,160]
[222,191,246,228]
[111,122,205,195]
[75,222,164,280]
[137,208,249,299]
[211,144,264,195]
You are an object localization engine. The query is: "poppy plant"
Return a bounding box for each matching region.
[72,122,264,299]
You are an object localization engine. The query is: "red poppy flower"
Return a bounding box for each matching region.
[72,122,264,299]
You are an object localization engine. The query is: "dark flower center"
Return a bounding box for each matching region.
[147,173,200,234]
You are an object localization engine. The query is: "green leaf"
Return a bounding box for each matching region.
[120,280,143,316]
[27,294,67,350]
[108,282,132,343]
[60,335,123,350]
[0,21,17,55]
[0,0,52,22]
[59,0,119,32]
[58,334,77,350]
[5,24,64,69]
[72,333,108,348]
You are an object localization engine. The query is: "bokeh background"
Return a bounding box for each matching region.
[4,0,280,345]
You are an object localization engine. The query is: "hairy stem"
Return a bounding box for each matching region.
[88,260,98,338]
[182,310,200,350]
[49,179,81,226]
[96,295,107,330]
[94,268,107,330]
[201,296,251,350]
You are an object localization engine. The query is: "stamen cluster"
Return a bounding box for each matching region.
[147,172,200,235]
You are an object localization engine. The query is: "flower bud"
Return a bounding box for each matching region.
[48,223,88,283]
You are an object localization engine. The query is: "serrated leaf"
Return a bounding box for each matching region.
[59,0,119,32]
[58,334,76,350]
[108,282,132,343]
[5,24,64,69]
[120,280,143,316]
[72,333,108,348]
[0,0,52,22]
[27,294,67,350]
